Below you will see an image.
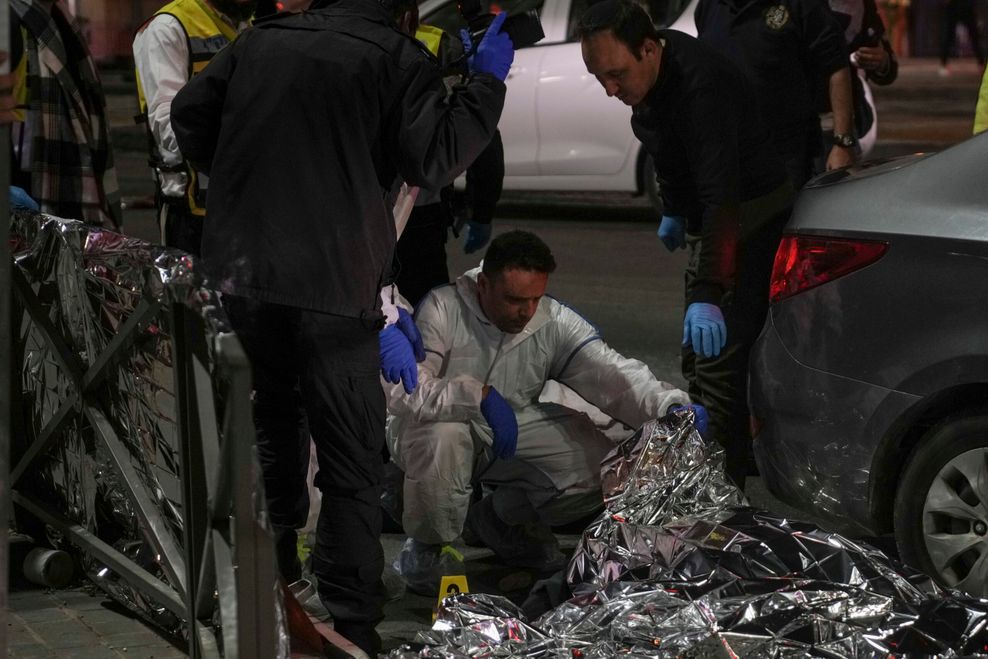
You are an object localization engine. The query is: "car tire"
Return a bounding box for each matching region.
[642,155,663,215]
[894,414,988,597]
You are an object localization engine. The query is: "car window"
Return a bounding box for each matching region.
[566,0,691,41]
[423,0,547,44]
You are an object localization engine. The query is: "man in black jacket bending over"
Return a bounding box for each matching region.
[579,0,791,490]
[171,0,514,653]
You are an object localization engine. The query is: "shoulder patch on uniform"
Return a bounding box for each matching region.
[763,5,790,30]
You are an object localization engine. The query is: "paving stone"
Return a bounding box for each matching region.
[56,646,125,659]
[77,608,139,625]
[54,591,112,611]
[13,606,74,623]
[18,614,87,632]
[7,630,43,648]
[101,631,173,649]
[7,590,49,602]
[137,649,188,658]
[44,629,103,649]
[8,648,57,658]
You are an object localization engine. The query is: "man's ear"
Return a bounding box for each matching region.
[641,37,658,60]
[477,272,488,293]
[397,5,419,35]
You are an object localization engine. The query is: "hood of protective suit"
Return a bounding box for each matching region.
[455,265,552,347]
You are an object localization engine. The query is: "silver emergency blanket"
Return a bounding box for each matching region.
[9,211,288,657]
[391,409,988,657]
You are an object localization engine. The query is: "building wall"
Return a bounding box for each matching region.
[77,0,166,62]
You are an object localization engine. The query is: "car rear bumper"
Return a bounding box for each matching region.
[749,314,921,535]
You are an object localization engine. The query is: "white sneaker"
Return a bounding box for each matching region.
[938,65,951,77]
[288,578,332,622]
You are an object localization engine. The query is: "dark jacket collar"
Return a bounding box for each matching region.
[636,37,670,116]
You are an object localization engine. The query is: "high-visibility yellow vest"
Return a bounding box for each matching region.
[416,24,445,57]
[135,0,238,216]
[12,27,27,124]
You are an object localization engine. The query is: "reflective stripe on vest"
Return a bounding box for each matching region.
[135,0,237,216]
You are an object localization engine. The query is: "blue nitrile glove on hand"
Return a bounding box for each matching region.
[460,12,515,81]
[683,302,727,358]
[670,403,710,439]
[657,215,686,251]
[480,386,518,458]
[10,186,39,211]
[464,221,492,254]
[380,324,419,395]
[395,308,425,362]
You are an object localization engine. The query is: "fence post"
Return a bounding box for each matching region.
[0,0,14,654]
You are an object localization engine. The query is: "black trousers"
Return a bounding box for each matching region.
[464,129,504,225]
[940,0,985,66]
[395,203,451,308]
[682,184,793,489]
[158,202,203,257]
[223,296,385,656]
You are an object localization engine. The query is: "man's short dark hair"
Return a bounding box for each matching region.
[311,0,417,20]
[576,0,659,59]
[482,230,557,279]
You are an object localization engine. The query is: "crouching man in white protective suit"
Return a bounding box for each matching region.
[386,230,705,594]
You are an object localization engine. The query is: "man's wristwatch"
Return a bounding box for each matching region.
[833,133,858,148]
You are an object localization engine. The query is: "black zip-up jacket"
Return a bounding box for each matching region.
[632,30,788,304]
[171,0,505,319]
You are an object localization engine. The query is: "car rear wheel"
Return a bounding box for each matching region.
[894,415,988,597]
[641,155,663,215]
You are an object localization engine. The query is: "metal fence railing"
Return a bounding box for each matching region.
[6,211,286,658]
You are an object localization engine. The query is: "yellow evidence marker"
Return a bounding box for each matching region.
[433,575,470,622]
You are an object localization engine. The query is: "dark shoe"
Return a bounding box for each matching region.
[464,497,567,571]
[332,621,380,659]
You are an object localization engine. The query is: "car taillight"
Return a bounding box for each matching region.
[769,235,888,304]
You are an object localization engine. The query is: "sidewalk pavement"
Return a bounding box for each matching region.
[8,586,187,658]
[5,534,547,658]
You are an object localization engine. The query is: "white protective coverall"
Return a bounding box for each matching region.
[386,267,690,545]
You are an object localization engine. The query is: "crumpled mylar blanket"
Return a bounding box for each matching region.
[9,211,287,657]
[390,408,988,657]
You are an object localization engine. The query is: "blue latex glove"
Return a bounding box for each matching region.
[480,386,518,458]
[670,403,710,439]
[463,221,492,254]
[396,308,425,362]
[459,12,514,81]
[10,186,39,211]
[657,215,685,252]
[683,302,727,358]
[380,324,419,394]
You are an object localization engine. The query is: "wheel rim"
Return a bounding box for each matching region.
[922,447,988,594]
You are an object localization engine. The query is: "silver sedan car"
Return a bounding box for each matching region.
[749,132,988,596]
